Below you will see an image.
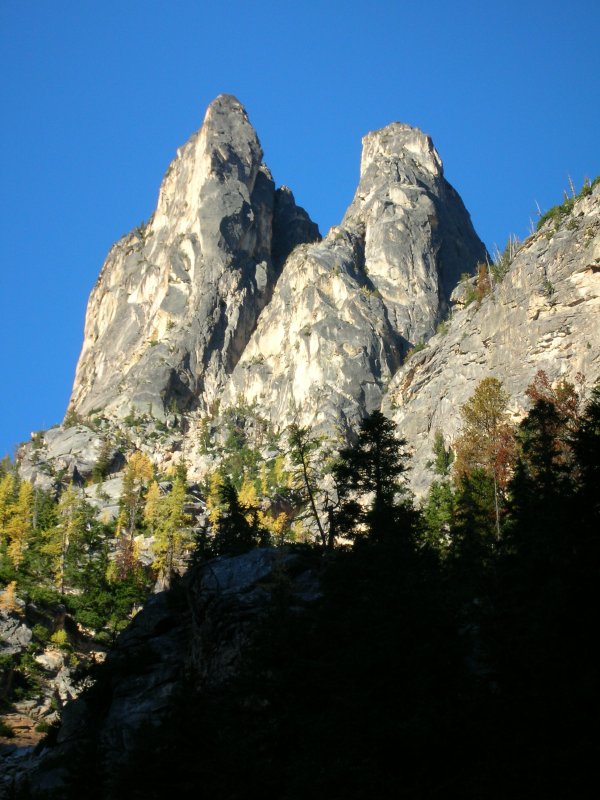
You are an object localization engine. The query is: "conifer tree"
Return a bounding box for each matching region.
[5,481,34,570]
[121,452,153,535]
[115,451,153,579]
[288,423,333,548]
[422,431,455,554]
[333,410,412,541]
[212,478,266,556]
[151,477,192,587]
[0,580,19,613]
[143,480,161,534]
[41,484,86,594]
[0,472,16,531]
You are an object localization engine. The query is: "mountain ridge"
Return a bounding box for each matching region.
[15,95,599,495]
[67,94,486,442]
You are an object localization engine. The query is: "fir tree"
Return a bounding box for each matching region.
[333,410,412,541]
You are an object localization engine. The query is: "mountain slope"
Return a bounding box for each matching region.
[384,183,600,492]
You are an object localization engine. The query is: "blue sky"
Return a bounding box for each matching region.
[1,0,599,457]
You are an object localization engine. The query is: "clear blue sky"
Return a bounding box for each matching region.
[1,0,599,458]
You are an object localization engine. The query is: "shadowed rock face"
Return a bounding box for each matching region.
[68,95,319,420]
[223,122,487,434]
[20,549,320,797]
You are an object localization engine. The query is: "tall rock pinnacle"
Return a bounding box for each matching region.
[223,121,487,433]
[342,122,486,342]
[68,95,319,419]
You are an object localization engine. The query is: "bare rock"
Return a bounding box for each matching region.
[68,95,320,422]
[0,612,31,655]
[384,184,600,494]
[221,122,486,433]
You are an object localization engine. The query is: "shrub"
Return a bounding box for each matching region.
[491,235,520,283]
[50,628,69,649]
[537,176,599,232]
[405,341,427,360]
[0,720,15,738]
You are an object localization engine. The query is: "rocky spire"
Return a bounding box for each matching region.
[342,122,487,343]
[68,95,319,420]
[223,121,487,433]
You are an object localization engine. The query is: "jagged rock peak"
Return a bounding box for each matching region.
[68,95,320,421]
[152,93,265,242]
[221,120,487,436]
[340,119,486,343]
[359,122,442,180]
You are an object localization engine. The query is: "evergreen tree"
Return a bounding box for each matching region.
[333,410,412,541]
[422,431,455,554]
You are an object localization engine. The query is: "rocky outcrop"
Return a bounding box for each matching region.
[0,610,32,656]
[68,95,319,421]
[0,607,97,799]
[222,122,486,433]
[20,549,320,797]
[384,184,600,493]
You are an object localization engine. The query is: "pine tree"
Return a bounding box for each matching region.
[333,410,412,541]
[423,431,456,554]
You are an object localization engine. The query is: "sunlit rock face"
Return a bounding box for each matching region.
[383,184,600,494]
[343,122,486,342]
[68,99,484,435]
[223,122,486,433]
[68,94,319,420]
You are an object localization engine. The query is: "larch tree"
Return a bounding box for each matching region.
[5,480,34,570]
[116,451,154,579]
[288,423,331,549]
[41,484,86,595]
[151,477,192,588]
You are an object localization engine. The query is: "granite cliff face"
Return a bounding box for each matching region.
[69,95,319,420]
[67,98,484,436]
[222,122,486,433]
[383,184,600,492]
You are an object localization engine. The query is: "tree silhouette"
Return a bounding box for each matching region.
[212,478,267,557]
[333,410,412,541]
